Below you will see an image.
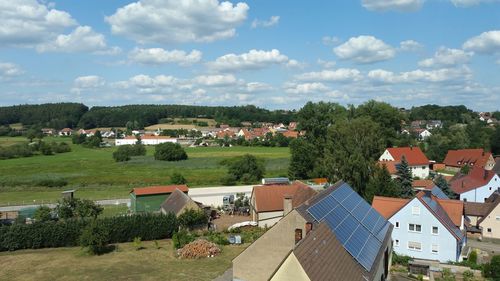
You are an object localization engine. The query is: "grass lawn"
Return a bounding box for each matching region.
[0,137,290,205]
[0,240,245,281]
[100,204,129,217]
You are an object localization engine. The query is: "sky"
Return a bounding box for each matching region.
[0,0,499,111]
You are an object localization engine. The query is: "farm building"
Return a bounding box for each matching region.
[116,135,178,146]
[130,185,189,213]
[160,189,202,217]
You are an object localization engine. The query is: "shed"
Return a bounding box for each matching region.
[160,189,202,217]
[130,185,189,213]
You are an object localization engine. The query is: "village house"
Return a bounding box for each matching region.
[478,192,500,239]
[130,185,189,213]
[115,135,178,146]
[234,181,393,281]
[281,130,299,138]
[250,181,317,228]
[41,128,56,136]
[160,189,203,217]
[288,121,297,131]
[372,191,465,262]
[426,120,443,130]
[378,147,430,179]
[58,128,73,136]
[412,128,432,140]
[443,148,496,172]
[412,180,449,199]
[450,167,500,203]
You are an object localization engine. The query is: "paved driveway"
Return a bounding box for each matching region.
[467,239,500,256]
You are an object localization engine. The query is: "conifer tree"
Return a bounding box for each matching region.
[397,156,414,198]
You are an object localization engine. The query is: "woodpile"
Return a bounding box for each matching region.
[177,239,221,259]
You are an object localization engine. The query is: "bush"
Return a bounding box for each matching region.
[113,146,131,162]
[52,142,71,153]
[170,172,187,184]
[133,237,142,250]
[36,178,68,187]
[178,209,208,230]
[222,154,265,184]
[462,270,474,281]
[34,206,53,222]
[0,213,178,252]
[154,142,187,161]
[206,232,229,246]
[482,255,500,279]
[392,252,412,266]
[468,250,477,264]
[80,220,109,255]
[172,229,196,249]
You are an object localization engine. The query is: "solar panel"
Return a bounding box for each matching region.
[306,183,391,272]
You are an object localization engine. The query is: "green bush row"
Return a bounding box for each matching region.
[0,213,178,251]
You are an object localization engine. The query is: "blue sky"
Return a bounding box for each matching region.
[1,0,499,111]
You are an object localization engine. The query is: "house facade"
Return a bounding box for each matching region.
[480,200,500,239]
[372,193,465,262]
[379,147,430,179]
[443,149,495,172]
[450,168,500,203]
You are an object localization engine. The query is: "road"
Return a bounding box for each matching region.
[0,185,255,212]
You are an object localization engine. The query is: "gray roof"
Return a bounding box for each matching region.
[493,158,500,175]
[160,189,195,215]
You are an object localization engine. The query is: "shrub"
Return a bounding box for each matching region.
[34,206,53,222]
[53,142,71,153]
[154,142,187,161]
[392,252,412,266]
[178,209,208,230]
[172,229,196,249]
[222,154,265,184]
[36,178,68,187]
[468,250,477,265]
[133,237,142,250]
[80,220,109,255]
[462,270,474,281]
[170,172,187,184]
[482,255,500,279]
[113,146,131,162]
[206,232,229,246]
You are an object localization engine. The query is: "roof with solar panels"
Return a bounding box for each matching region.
[292,181,393,280]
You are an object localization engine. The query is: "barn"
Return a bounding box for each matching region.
[130,185,189,213]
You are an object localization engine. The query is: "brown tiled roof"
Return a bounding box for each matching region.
[282,130,299,138]
[377,161,398,174]
[372,196,410,219]
[160,189,198,215]
[386,147,430,166]
[443,149,492,168]
[252,181,317,213]
[413,179,436,190]
[131,185,189,196]
[464,201,491,217]
[436,198,463,227]
[450,167,496,194]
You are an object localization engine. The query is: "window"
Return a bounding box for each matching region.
[412,206,420,215]
[431,244,439,254]
[496,216,500,221]
[395,239,400,247]
[408,241,422,251]
[422,166,426,169]
[395,222,400,228]
[487,228,492,233]
[432,226,439,235]
[409,223,422,233]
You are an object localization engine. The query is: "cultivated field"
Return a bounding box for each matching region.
[0,137,290,205]
[0,240,245,281]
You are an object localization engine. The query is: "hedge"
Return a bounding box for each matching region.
[0,213,178,251]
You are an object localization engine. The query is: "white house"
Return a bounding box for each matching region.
[451,167,500,203]
[415,129,432,140]
[372,192,466,262]
[58,128,73,136]
[379,147,430,179]
[115,135,178,146]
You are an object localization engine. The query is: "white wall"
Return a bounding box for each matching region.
[189,185,253,207]
[389,198,463,262]
[460,175,500,203]
[115,138,178,146]
[258,211,284,228]
[410,165,429,179]
[379,149,394,161]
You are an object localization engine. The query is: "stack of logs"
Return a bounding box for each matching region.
[177,239,221,259]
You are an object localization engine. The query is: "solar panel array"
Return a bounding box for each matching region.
[306,183,390,271]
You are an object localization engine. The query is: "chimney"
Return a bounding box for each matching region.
[283,195,293,215]
[484,169,488,180]
[423,189,432,198]
[306,222,313,235]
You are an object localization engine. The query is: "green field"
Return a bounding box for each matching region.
[0,137,290,205]
[0,240,245,281]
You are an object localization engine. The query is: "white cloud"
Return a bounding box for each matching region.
[295,69,362,82]
[192,74,238,87]
[73,75,105,88]
[451,0,499,7]
[0,0,76,47]
[334,35,396,64]
[400,40,423,51]
[285,82,329,94]
[251,16,280,29]
[361,0,425,12]
[106,0,249,44]
[463,30,500,54]
[207,49,292,71]
[0,62,23,79]
[322,36,341,46]
[245,82,273,92]
[36,26,113,53]
[368,66,472,84]
[418,47,472,67]
[129,48,202,66]
[317,59,336,68]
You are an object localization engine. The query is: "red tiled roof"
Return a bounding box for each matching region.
[282,130,299,138]
[450,167,496,194]
[252,181,317,213]
[436,198,463,227]
[443,149,492,168]
[377,161,398,174]
[371,196,410,219]
[131,185,189,196]
[386,147,429,166]
[412,179,435,190]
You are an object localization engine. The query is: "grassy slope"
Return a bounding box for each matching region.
[0,240,245,281]
[0,137,290,205]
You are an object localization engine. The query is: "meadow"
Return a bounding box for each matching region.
[0,240,245,281]
[0,137,290,205]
